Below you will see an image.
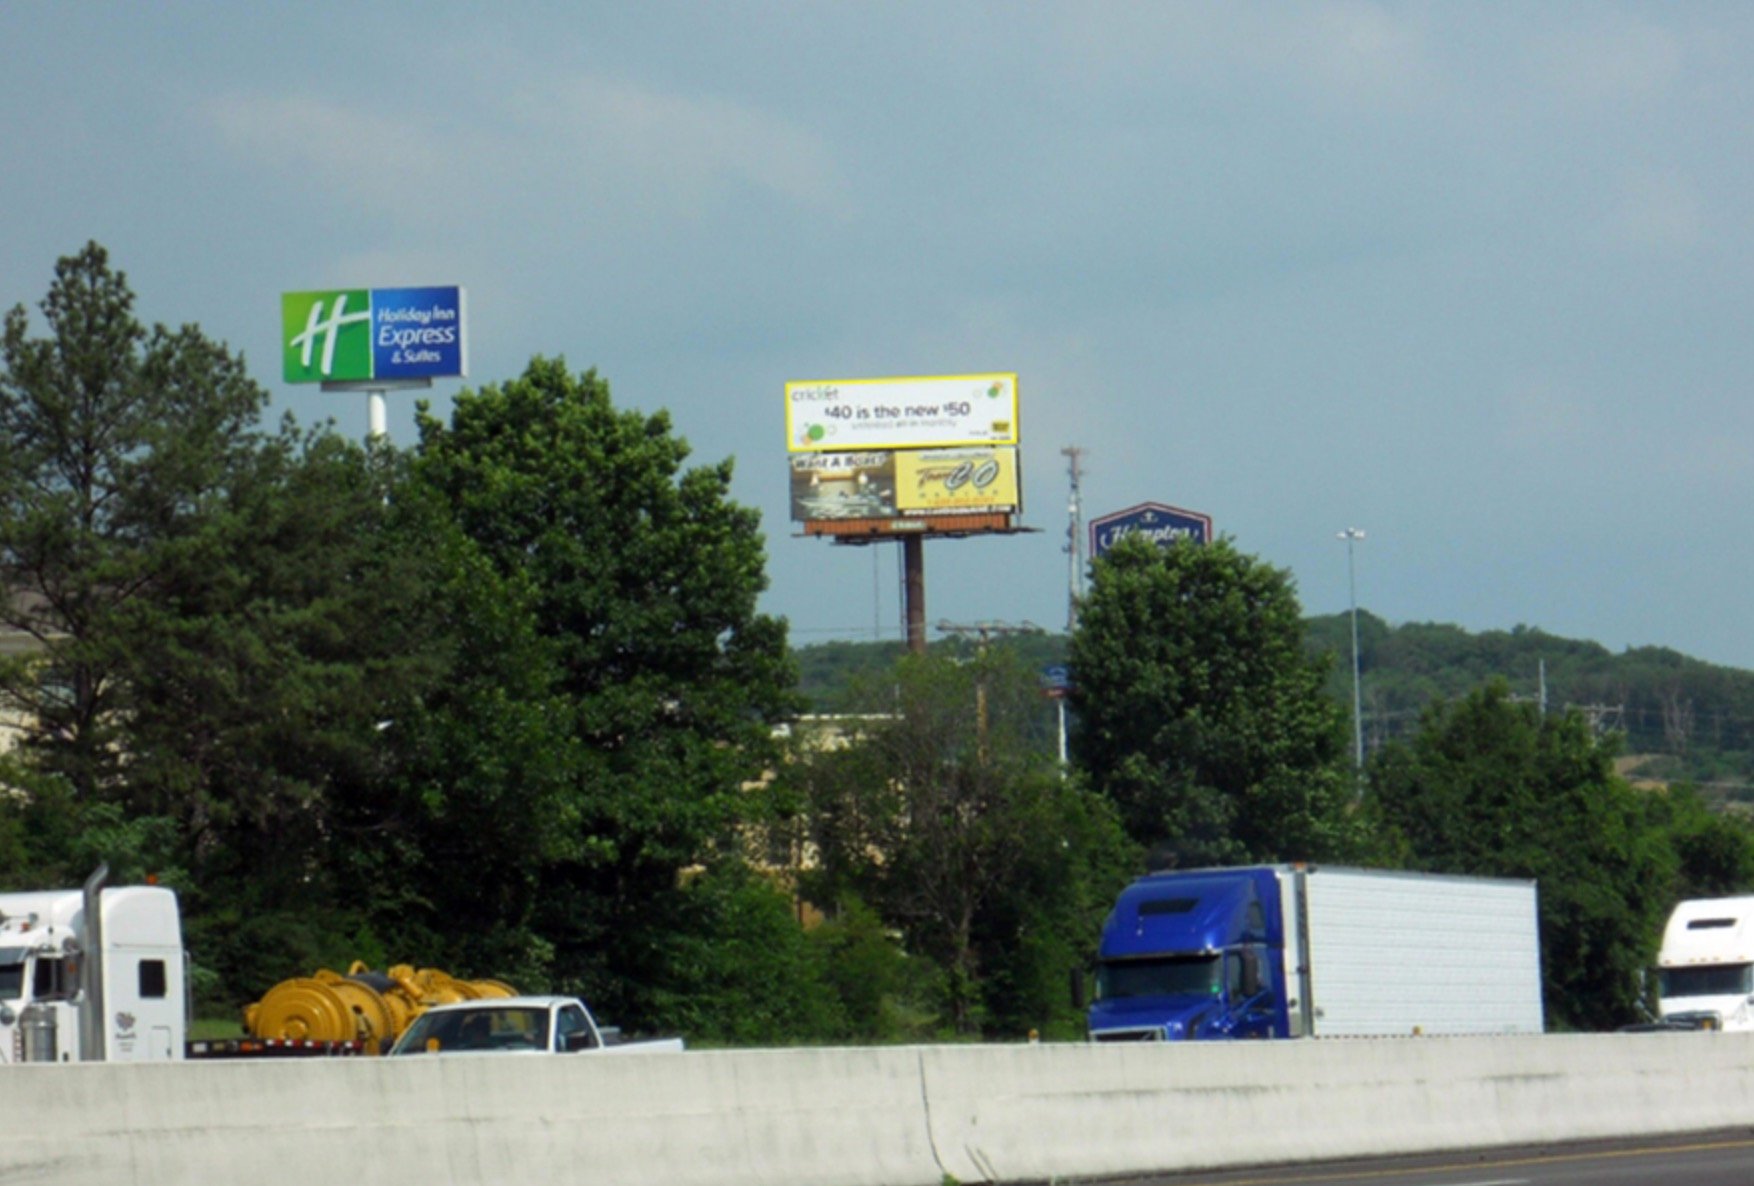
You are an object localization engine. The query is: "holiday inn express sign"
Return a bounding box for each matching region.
[281,286,467,384]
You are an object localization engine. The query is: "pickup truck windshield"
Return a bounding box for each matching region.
[1659,963,1754,999]
[394,1006,551,1053]
[1097,954,1221,1000]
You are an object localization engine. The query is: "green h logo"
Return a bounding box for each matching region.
[282,290,373,383]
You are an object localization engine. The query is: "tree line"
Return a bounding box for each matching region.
[3,243,1746,1042]
[1301,613,1754,795]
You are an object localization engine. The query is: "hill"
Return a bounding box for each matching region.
[796,618,1754,806]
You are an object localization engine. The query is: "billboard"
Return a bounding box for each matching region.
[895,447,1019,515]
[282,286,467,384]
[1089,502,1214,560]
[790,452,897,521]
[786,373,1018,453]
[790,447,1020,523]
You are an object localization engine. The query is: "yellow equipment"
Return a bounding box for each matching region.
[243,962,517,1054]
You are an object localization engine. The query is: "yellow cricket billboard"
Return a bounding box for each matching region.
[786,373,1018,453]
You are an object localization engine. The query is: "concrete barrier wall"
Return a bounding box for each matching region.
[3,1034,1752,1186]
[919,1034,1754,1182]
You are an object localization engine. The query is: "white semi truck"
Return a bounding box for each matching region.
[1651,895,1754,1032]
[0,866,186,1063]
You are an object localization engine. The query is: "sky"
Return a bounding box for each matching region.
[4,2,1753,667]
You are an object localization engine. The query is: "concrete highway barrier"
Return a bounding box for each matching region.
[3,1032,1753,1186]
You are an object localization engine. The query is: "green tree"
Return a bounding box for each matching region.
[1364,683,1674,1030]
[407,357,799,1031]
[0,244,468,1007]
[643,860,846,1045]
[1069,536,1358,867]
[0,242,268,797]
[117,436,467,1005]
[1639,782,1754,902]
[794,649,1134,1037]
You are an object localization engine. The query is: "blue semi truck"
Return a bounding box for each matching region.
[1084,865,1544,1041]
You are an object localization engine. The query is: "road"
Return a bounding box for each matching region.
[1103,1130,1754,1186]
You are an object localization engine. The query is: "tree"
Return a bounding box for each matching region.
[1637,782,1754,903]
[114,435,472,1004]
[407,357,799,1030]
[0,244,467,1007]
[1363,683,1674,1030]
[1069,536,1359,867]
[0,242,268,796]
[793,649,1134,1037]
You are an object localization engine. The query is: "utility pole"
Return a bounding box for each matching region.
[1336,528,1366,778]
[1061,446,1086,632]
[937,619,1044,764]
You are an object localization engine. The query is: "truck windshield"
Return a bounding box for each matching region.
[1659,963,1754,999]
[393,1006,550,1053]
[0,948,25,1000]
[1097,955,1221,1000]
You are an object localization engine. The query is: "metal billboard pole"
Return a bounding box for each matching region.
[904,535,927,654]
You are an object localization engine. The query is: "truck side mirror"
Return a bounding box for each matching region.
[1070,967,1087,1011]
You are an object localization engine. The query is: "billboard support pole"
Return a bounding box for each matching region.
[369,391,387,440]
[903,535,926,655]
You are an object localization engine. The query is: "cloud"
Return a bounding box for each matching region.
[206,93,452,212]
[1300,1,1435,100]
[1591,169,1705,257]
[519,74,850,215]
[1046,1,1438,109]
[1532,15,1684,106]
[1497,374,1597,451]
[203,67,849,234]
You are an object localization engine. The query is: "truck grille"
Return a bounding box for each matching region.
[1091,1027,1164,1042]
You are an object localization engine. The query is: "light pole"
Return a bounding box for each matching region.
[1337,528,1366,776]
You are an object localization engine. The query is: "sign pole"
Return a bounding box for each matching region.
[322,378,431,446]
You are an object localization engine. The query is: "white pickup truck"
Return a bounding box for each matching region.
[386,994,684,1056]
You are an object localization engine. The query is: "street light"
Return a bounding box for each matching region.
[1337,528,1366,776]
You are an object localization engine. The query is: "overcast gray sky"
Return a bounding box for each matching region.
[5,2,1752,665]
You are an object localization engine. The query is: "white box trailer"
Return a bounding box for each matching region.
[1285,867,1545,1037]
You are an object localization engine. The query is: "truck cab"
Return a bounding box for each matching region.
[0,883,186,1063]
[1654,896,1754,1032]
[1086,868,1288,1042]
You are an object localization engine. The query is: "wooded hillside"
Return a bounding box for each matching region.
[799,618,1754,806]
